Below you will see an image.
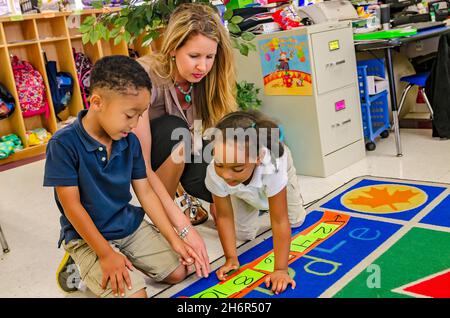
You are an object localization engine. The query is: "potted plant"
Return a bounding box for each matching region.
[236,80,262,110]
[79,0,256,56]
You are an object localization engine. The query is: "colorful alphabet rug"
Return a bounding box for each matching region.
[157,176,450,298]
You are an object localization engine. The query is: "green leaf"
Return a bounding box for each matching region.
[145,7,153,21]
[90,30,100,44]
[121,7,130,16]
[157,1,170,15]
[92,0,103,9]
[123,31,131,44]
[126,19,139,37]
[133,5,146,17]
[79,23,92,34]
[96,23,108,39]
[230,37,240,50]
[227,23,241,34]
[230,16,244,24]
[223,9,233,21]
[82,32,90,45]
[114,34,123,46]
[241,31,256,42]
[246,42,256,51]
[239,43,249,56]
[236,79,262,110]
[151,17,162,28]
[114,17,128,27]
[109,27,121,38]
[141,33,154,47]
[104,28,110,41]
[83,16,95,26]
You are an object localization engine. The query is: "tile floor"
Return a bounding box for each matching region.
[0,129,449,298]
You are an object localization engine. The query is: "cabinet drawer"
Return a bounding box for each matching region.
[311,28,357,94]
[316,85,363,155]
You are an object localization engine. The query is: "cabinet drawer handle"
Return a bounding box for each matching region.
[342,119,352,125]
[326,59,346,67]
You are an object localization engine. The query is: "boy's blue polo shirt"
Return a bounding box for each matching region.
[43,110,147,247]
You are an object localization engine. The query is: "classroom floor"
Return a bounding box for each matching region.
[1,128,449,298]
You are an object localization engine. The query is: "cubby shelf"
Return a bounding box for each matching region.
[0,8,149,165]
[0,143,47,165]
[6,40,40,47]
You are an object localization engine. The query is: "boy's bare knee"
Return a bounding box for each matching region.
[162,265,188,284]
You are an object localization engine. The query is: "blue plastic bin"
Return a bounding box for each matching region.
[357,59,391,151]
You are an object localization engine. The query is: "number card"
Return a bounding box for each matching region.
[309,223,339,239]
[191,269,265,298]
[290,235,317,253]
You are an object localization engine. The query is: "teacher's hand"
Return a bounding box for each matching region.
[183,226,210,278]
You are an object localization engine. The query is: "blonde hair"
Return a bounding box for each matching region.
[141,3,237,129]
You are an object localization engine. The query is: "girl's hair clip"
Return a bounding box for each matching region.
[279,125,285,142]
[251,122,256,128]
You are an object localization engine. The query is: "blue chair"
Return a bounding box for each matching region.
[397,72,434,119]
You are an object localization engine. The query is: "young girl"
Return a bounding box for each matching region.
[205,110,306,295]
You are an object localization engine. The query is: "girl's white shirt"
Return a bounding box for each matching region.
[205,146,288,210]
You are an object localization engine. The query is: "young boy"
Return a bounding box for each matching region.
[44,55,201,298]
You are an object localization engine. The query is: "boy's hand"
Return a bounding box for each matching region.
[216,257,239,281]
[265,269,295,295]
[99,251,134,297]
[171,239,208,278]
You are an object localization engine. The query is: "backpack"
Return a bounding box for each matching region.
[0,83,15,120]
[11,55,49,118]
[44,53,74,118]
[73,48,92,109]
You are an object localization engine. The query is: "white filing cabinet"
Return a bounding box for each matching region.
[234,21,365,177]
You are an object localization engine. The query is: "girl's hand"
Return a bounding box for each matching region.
[216,257,239,281]
[264,269,296,295]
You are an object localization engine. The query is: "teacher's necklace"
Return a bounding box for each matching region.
[174,81,194,104]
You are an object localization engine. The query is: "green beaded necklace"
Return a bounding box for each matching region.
[174,82,194,104]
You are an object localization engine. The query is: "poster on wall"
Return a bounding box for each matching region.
[258,34,312,96]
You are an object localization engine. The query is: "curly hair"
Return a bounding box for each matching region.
[90,55,152,94]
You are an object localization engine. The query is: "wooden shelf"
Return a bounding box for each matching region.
[6,40,39,47]
[3,19,38,43]
[39,36,69,43]
[0,8,142,166]
[36,15,68,39]
[0,22,4,45]
[0,143,47,165]
[0,8,121,23]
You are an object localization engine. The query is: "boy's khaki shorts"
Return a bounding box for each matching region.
[63,219,180,298]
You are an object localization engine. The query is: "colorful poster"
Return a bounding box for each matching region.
[258,35,312,96]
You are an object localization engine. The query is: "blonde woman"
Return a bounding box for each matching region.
[134,3,237,276]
